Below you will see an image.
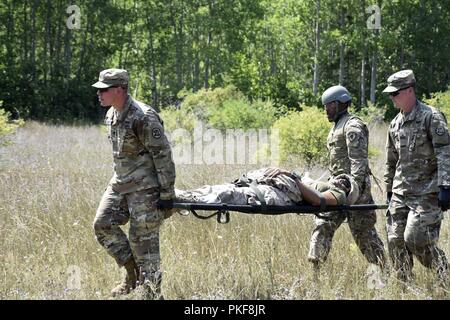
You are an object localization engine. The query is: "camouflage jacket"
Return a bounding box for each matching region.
[105,95,176,199]
[384,100,450,196]
[327,112,371,192]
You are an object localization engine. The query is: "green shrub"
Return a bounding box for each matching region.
[350,104,383,159]
[173,85,277,132]
[180,85,245,122]
[351,102,386,125]
[273,106,331,167]
[0,108,23,145]
[208,98,277,130]
[424,87,450,127]
[368,145,380,159]
[159,106,197,133]
[159,106,198,145]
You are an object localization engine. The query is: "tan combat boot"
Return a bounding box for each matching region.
[138,268,163,300]
[111,258,140,297]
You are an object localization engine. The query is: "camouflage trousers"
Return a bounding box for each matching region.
[93,185,164,276]
[386,193,448,281]
[308,184,386,267]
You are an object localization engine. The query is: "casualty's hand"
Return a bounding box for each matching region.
[263,167,290,178]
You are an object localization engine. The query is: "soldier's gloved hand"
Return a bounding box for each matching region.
[387,192,393,204]
[156,199,174,210]
[438,187,450,211]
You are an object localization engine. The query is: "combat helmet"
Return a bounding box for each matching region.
[321,85,352,105]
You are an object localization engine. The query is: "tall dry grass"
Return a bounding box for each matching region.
[0,121,448,300]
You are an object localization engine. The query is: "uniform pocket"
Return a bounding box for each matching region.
[418,211,443,227]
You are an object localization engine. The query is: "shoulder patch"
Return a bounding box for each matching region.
[435,127,446,136]
[152,128,162,139]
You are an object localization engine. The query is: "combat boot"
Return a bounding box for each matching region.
[311,260,320,283]
[366,264,386,290]
[435,262,449,290]
[307,260,321,299]
[111,258,139,297]
[139,269,164,300]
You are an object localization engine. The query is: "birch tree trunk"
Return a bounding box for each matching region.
[170,2,184,91]
[22,0,29,63]
[148,23,158,109]
[204,0,214,89]
[359,0,367,109]
[370,50,377,105]
[77,17,91,82]
[360,57,366,108]
[338,9,345,85]
[44,0,53,83]
[30,0,38,83]
[313,0,321,96]
[193,32,200,91]
[6,1,15,71]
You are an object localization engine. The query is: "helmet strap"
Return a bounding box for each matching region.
[333,103,348,122]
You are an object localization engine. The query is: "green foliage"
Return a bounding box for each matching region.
[177,85,276,131]
[208,99,277,130]
[159,106,197,134]
[273,107,331,167]
[0,108,23,145]
[424,87,450,127]
[368,145,380,159]
[180,86,246,122]
[347,105,383,159]
[351,102,386,125]
[158,106,198,145]
[1,1,450,123]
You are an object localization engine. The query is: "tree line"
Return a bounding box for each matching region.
[0,0,449,123]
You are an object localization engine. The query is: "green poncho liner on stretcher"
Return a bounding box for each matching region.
[170,168,387,223]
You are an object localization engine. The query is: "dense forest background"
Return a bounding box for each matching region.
[1,0,449,123]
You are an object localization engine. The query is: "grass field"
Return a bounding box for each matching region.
[0,121,449,300]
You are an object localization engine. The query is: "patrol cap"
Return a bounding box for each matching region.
[321,85,352,105]
[382,69,415,93]
[92,68,129,88]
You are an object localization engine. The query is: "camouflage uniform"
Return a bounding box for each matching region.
[93,92,175,288]
[384,99,449,280]
[308,112,386,266]
[175,168,353,206]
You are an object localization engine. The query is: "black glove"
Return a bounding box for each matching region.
[438,187,450,211]
[156,199,173,210]
[387,192,393,204]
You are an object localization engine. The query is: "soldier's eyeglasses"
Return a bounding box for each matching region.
[389,87,409,97]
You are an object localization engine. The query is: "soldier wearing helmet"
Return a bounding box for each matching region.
[321,85,352,122]
[308,85,386,278]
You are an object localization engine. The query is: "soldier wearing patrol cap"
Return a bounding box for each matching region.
[383,69,450,286]
[307,85,386,277]
[92,68,176,299]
